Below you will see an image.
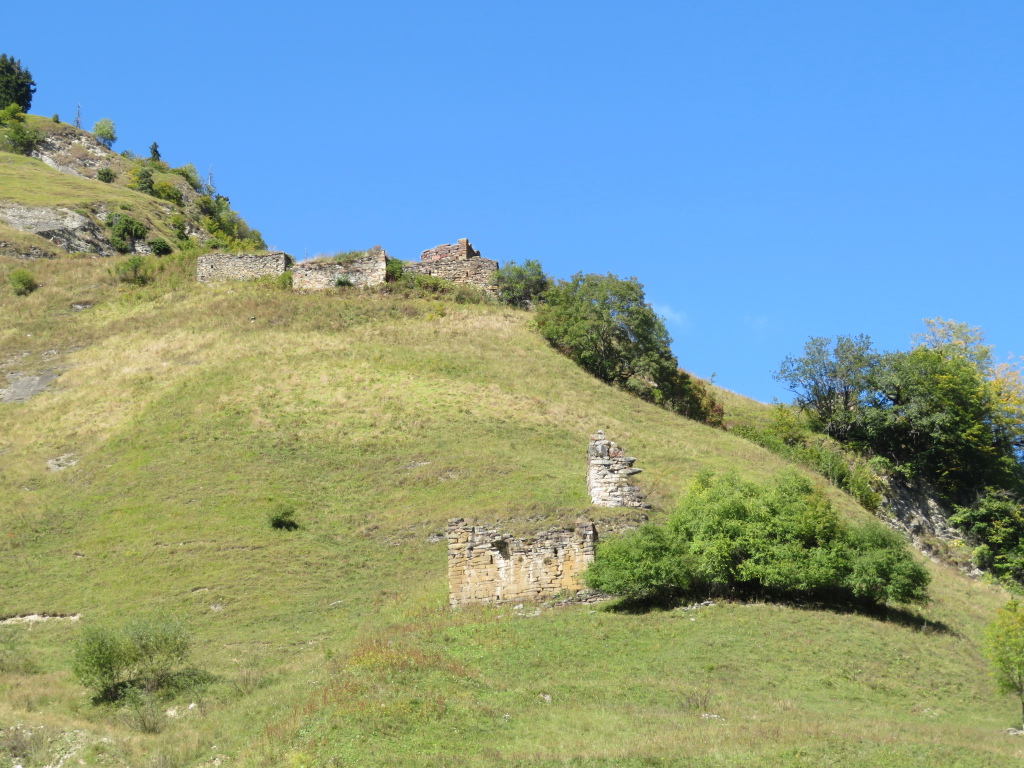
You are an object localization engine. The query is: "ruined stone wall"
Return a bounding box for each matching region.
[291,251,387,291]
[404,239,497,293]
[196,252,289,283]
[420,237,480,263]
[587,431,649,508]
[447,519,597,606]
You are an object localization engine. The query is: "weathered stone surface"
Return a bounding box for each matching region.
[0,202,111,256]
[291,250,387,290]
[447,519,598,607]
[586,431,649,508]
[196,252,289,283]
[404,238,497,293]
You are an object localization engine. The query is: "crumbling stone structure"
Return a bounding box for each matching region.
[196,252,289,283]
[403,238,498,293]
[587,430,649,508]
[291,250,387,291]
[447,519,598,607]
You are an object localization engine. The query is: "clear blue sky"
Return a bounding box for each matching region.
[7,1,1024,403]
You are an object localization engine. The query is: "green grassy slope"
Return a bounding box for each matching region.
[0,255,1019,767]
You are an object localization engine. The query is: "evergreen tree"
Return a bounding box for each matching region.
[0,54,35,112]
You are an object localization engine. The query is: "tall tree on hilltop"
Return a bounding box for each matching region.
[0,54,36,112]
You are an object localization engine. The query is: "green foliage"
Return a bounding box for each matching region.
[106,212,148,246]
[195,193,265,250]
[385,256,404,283]
[0,102,24,124]
[584,472,929,606]
[536,272,723,426]
[92,117,117,148]
[734,406,881,511]
[0,53,35,112]
[148,237,173,256]
[129,165,154,195]
[152,179,183,205]
[497,259,550,309]
[112,255,151,285]
[169,213,188,241]
[149,141,160,161]
[72,616,191,701]
[170,162,203,192]
[268,503,299,530]
[8,267,38,296]
[274,271,293,291]
[51,113,59,122]
[335,276,354,288]
[3,119,40,155]
[983,600,1024,728]
[950,490,1024,583]
[96,166,116,183]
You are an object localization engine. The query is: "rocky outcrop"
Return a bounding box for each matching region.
[30,128,114,179]
[587,431,649,508]
[0,202,112,257]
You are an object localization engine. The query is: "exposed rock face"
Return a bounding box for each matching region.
[447,519,598,606]
[403,238,498,293]
[196,252,290,282]
[291,250,387,290]
[0,202,112,257]
[587,431,649,508]
[30,129,113,178]
[881,478,963,546]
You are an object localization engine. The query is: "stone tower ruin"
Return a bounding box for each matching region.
[586,430,649,508]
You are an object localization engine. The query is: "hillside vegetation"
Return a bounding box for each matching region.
[0,253,1020,767]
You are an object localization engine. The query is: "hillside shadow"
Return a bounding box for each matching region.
[603,589,955,636]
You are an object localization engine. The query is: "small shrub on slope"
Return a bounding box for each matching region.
[8,267,38,296]
[584,471,929,606]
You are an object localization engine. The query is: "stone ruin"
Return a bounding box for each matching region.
[447,519,598,607]
[587,430,649,508]
[291,249,387,290]
[403,238,498,294]
[447,431,648,606]
[196,252,289,283]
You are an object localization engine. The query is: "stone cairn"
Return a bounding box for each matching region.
[586,430,649,508]
[447,519,598,607]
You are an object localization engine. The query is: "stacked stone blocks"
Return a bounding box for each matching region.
[587,430,649,508]
[196,252,289,283]
[291,250,387,291]
[447,519,597,607]
[403,238,498,293]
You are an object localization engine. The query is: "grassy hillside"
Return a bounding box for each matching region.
[0,255,1020,767]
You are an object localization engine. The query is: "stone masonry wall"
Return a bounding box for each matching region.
[587,430,649,508]
[196,252,289,283]
[420,237,480,262]
[404,238,498,293]
[291,250,387,291]
[447,519,597,607]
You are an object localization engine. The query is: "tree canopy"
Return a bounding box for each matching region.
[0,54,35,112]
[93,118,117,148]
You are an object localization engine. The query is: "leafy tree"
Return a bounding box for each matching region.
[0,102,24,124]
[537,272,675,388]
[950,490,1024,581]
[584,471,929,606]
[92,117,117,148]
[774,335,878,441]
[149,141,160,161]
[496,259,550,309]
[96,167,115,183]
[0,54,35,112]
[2,119,40,155]
[8,267,38,296]
[130,165,154,195]
[983,600,1024,729]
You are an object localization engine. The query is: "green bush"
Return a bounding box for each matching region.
[8,267,38,296]
[113,255,150,285]
[275,272,293,291]
[96,166,116,183]
[335,276,354,288]
[148,237,173,256]
[169,214,188,241]
[106,213,148,244]
[72,616,191,702]
[385,257,404,283]
[130,166,154,195]
[268,503,299,530]
[3,120,40,155]
[51,113,59,122]
[497,259,550,308]
[0,102,24,124]
[950,489,1024,583]
[152,179,183,206]
[583,471,929,606]
[170,163,202,192]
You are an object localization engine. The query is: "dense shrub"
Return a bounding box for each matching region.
[335,276,354,288]
[268,503,299,530]
[170,162,202,192]
[106,213,148,245]
[71,616,191,701]
[497,259,550,308]
[169,213,188,241]
[148,237,173,256]
[583,471,929,606]
[385,256,404,283]
[96,166,116,183]
[8,267,38,296]
[152,179,183,205]
[3,120,40,155]
[950,489,1024,582]
[129,165,154,195]
[113,255,151,285]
